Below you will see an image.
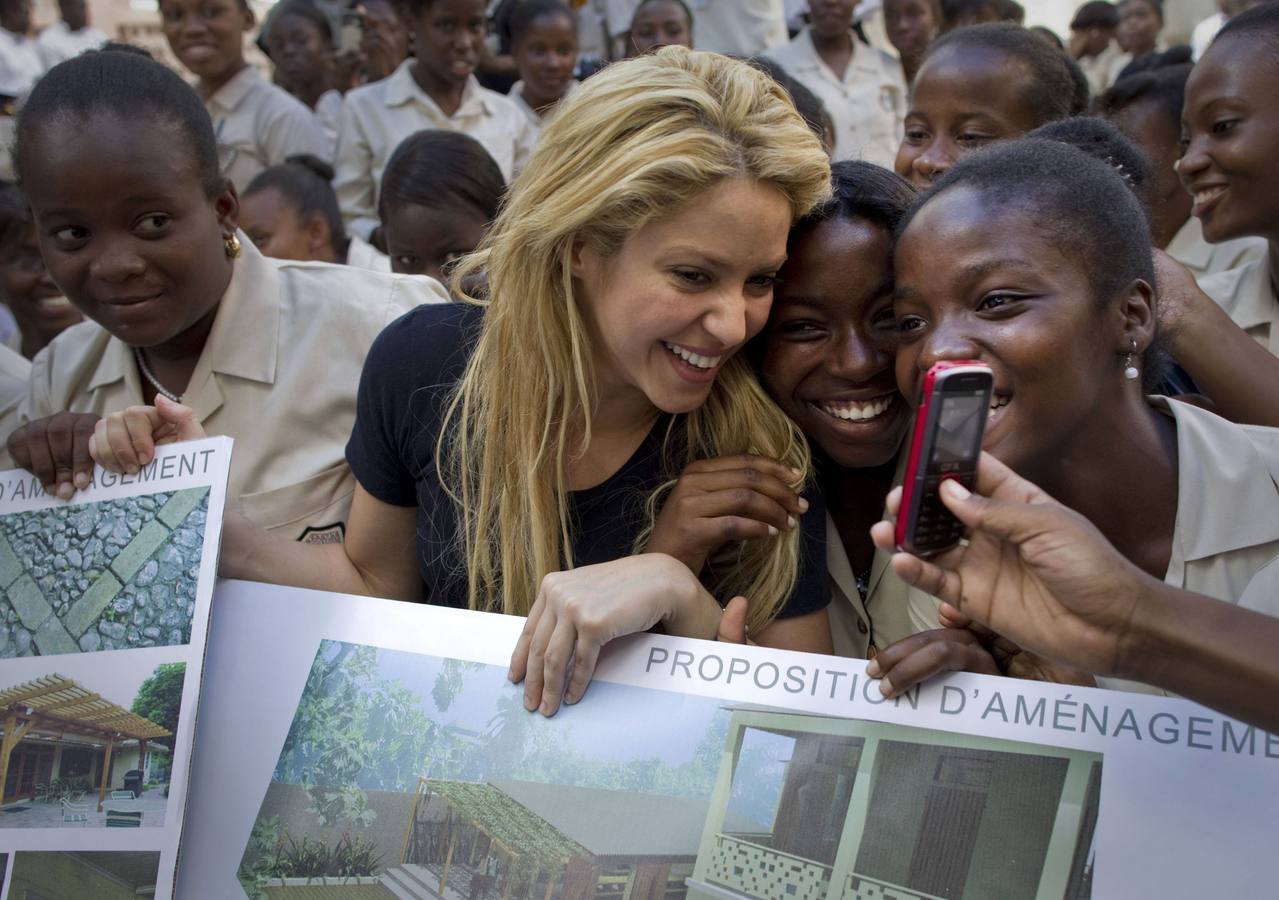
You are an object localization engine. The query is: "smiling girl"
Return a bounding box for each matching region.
[5,50,448,533]
[158,0,330,191]
[334,0,535,243]
[876,138,1279,696]
[1183,5,1279,358]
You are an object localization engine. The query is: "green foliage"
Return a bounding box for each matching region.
[131,662,186,749]
[237,814,283,900]
[237,814,384,896]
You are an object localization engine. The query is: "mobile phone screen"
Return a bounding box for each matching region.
[931,392,987,466]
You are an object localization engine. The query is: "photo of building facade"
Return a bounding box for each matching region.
[687,707,1101,900]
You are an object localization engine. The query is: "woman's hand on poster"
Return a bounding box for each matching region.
[508,553,724,716]
[88,396,206,474]
[869,452,1148,679]
[645,454,808,575]
[7,412,100,499]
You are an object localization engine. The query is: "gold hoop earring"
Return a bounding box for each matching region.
[224,233,242,259]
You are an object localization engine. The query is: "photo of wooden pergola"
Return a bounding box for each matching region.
[0,673,170,818]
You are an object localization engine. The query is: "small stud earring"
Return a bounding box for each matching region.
[224,233,242,259]
[1123,339,1140,380]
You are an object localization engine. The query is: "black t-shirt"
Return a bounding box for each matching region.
[346,302,829,617]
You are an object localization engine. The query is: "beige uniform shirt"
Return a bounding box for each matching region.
[314,88,344,163]
[17,236,449,540]
[1076,41,1128,98]
[334,62,536,241]
[690,0,788,57]
[1199,257,1278,355]
[207,66,332,194]
[826,513,932,659]
[1165,216,1266,283]
[0,341,30,453]
[765,28,906,168]
[345,234,391,272]
[35,21,107,67]
[901,398,1279,695]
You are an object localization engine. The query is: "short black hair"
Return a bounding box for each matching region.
[0,181,31,248]
[941,0,999,29]
[1098,62,1190,133]
[632,0,694,29]
[378,130,505,224]
[244,155,346,257]
[1029,25,1064,49]
[510,0,575,46]
[1071,0,1119,30]
[270,0,334,44]
[795,161,917,238]
[1119,0,1163,21]
[1214,0,1279,49]
[925,23,1082,126]
[997,0,1024,23]
[14,48,223,197]
[897,137,1164,386]
[748,56,831,147]
[1029,116,1151,201]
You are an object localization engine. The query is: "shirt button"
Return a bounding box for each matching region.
[857,619,868,635]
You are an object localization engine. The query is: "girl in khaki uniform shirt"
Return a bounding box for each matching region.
[4,50,447,539]
[871,139,1279,698]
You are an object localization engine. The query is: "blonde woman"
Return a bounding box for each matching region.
[91,47,833,713]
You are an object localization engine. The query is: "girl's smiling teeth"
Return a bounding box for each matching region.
[815,395,895,422]
[662,340,722,370]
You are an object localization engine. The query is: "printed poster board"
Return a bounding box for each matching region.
[0,439,232,900]
[180,579,1279,900]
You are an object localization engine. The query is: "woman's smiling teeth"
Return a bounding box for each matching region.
[663,341,721,370]
[989,394,1010,418]
[816,395,894,422]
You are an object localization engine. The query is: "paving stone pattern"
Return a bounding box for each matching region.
[0,487,210,657]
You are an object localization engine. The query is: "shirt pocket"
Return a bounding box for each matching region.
[238,462,356,544]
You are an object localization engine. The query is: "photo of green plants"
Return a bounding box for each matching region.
[237,642,1101,900]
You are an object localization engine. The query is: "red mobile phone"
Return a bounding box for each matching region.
[895,361,994,557]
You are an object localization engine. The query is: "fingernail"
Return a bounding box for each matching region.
[539,701,553,716]
[524,697,537,711]
[73,473,89,490]
[942,479,971,500]
[57,483,74,501]
[790,467,803,479]
[564,692,578,706]
[786,515,796,529]
[866,659,881,678]
[879,676,895,698]
[767,524,778,536]
[798,497,810,513]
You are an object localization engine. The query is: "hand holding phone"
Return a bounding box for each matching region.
[895,361,994,556]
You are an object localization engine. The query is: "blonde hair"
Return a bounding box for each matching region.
[444,47,831,632]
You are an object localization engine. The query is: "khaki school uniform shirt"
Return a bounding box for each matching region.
[207,66,332,194]
[345,234,391,273]
[690,0,787,57]
[334,62,536,241]
[902,398,1279,695]
[827,513,932,659]
[35,21,107,67]
[1165,216,1266,283]
[1199,257,1279,356]
[17,236,449,540]
[1076,41,1128,97]
[765,28,906,168]
[0,341,30,454]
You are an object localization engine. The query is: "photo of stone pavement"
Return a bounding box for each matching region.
[0,488,209,658]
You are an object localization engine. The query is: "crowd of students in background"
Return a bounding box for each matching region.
[0,0,1277,732]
